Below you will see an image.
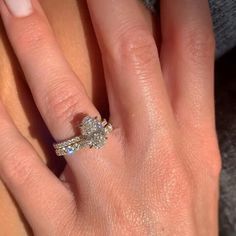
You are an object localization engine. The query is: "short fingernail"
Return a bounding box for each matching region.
[4,0,33,17]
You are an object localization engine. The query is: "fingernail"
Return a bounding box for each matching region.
[4,0,33,17]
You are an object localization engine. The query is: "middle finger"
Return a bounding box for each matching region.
[87,0,175,141]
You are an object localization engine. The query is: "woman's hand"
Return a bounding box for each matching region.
[0,0,221,235]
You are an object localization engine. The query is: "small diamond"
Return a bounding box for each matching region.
[105,124,113,134]
[66,146,75,155]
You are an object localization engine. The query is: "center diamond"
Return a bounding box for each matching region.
[80,116,107,149]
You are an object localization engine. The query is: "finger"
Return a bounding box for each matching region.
[0,103,75,235]
[87,0,175,139]
[160,0,215,128]
[0,0,99,142]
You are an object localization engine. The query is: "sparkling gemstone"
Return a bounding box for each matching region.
[105,124,113,134]
[66,146,75,155]
[80,116,105,136]
[80,116,107,149]
[82,116,93,123]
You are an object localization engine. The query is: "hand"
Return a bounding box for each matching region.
[0,0,221,235]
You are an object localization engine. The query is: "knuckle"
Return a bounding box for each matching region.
[13,15,50,54]
[0,144,35,186]
[44,81,85,124]
[114,27,158,68]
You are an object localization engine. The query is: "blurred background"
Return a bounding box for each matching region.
[216,47,236,236]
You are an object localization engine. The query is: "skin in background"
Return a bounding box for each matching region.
[0,0,155,234]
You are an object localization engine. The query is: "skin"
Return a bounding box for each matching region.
[0,0,221,235]
[0,0,103,234]
[0,1,154,234]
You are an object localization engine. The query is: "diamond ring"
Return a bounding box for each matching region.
[53,116,113,157]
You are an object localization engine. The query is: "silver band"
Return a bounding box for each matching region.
[53,116,113,157]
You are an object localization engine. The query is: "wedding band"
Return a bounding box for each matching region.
[53,116,113,157]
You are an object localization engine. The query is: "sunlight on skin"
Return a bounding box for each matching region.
[0,0,154,234]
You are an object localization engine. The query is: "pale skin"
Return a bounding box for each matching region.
[0,0,221,235]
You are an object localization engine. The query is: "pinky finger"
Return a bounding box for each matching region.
[0,103,76,235]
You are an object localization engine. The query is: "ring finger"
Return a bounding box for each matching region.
[0,0,99,144]
[87,0,175,145]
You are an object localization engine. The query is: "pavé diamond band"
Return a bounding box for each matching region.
[53,116,113,157]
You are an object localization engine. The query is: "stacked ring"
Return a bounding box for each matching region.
[53,116,113,157]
